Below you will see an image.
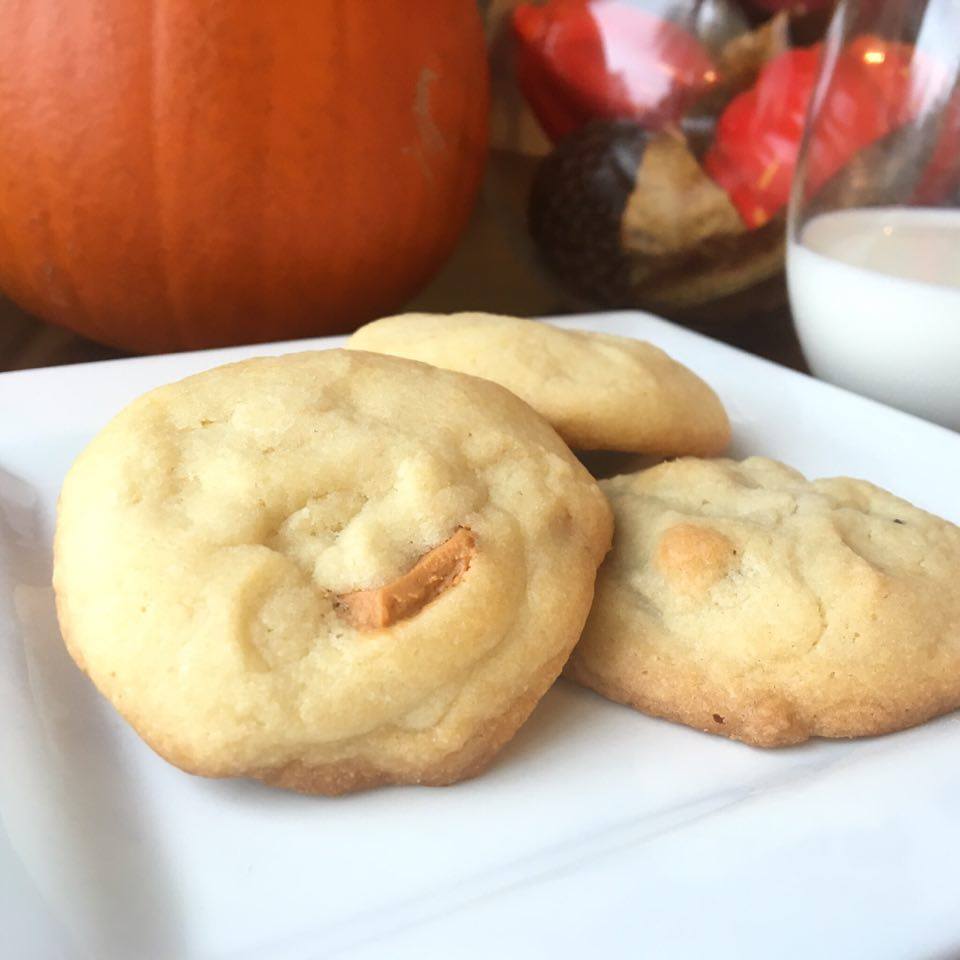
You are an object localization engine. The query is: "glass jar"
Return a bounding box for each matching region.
[413,0,841,334]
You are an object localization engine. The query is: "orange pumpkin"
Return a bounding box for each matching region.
[0,1,489,353]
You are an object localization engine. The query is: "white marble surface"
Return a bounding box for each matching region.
[1,312,959,959]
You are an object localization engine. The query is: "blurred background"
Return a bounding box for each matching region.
[0,0,845,373]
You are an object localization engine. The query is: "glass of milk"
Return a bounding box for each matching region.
[787,0,960,431]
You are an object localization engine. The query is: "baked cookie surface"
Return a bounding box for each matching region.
[347,312,730,455]
[54,350,612,793]
[567,456,960,746]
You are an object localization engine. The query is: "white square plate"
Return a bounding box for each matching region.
[2,312,959,960]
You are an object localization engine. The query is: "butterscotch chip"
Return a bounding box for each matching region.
[336,527,477,630]
[567,456,960,747]
[347,312,730,455]
[54,350,612,794]
[655,523,736,594]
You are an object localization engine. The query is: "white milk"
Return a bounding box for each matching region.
[787,207,960,430]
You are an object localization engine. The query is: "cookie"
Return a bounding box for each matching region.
[567,456,960,746]
[347,312,730,455]
[54,350,612,794]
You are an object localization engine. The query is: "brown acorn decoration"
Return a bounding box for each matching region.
[528,121,785,319]
[528,120,645,305]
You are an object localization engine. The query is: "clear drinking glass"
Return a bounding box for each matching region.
[787,0,960,430]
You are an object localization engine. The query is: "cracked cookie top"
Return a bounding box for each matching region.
[54,350,612,787]
[347,312,731,455]
[567,456,960,746]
